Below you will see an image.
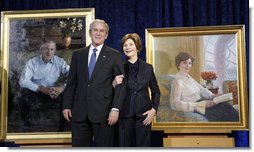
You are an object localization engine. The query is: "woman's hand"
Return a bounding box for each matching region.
[205,100,216,108]
[142,108,156,125]
[212,93,223,99]
[112,74,124,88]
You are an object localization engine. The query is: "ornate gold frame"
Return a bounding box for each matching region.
[0,8,94,145]
[146,25,248,133]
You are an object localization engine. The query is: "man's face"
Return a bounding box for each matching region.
[63,36,72,48]
[41,42,56,63]
[89,22,108,47]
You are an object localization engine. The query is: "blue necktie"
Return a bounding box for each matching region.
[88,48,97,79]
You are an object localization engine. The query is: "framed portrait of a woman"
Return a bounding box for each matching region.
[146,25,248,133]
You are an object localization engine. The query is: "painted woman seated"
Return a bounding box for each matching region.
[170,52,239,122]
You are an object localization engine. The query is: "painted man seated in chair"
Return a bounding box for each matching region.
[19,39,70,132]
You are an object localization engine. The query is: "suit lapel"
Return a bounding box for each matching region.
[89,45,108,81]
[80,47,89,80]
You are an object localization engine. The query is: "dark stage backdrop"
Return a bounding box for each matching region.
[0,0,249,147]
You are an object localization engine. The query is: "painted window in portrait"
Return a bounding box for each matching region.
[0,8,94,144]
[146,25,248,133]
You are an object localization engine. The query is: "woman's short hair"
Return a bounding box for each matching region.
[175,52,195,69]
[121,33,142,53]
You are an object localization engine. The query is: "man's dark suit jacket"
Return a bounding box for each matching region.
[62,45,125,123]
[120,59,160,118]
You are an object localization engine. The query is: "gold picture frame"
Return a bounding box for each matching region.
[146,25,248,133]
[0,8,95,145]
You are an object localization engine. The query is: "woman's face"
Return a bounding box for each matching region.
[123,38,138,59]
[178,58,192,74]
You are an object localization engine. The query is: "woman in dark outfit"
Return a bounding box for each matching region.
[113,33,160,147]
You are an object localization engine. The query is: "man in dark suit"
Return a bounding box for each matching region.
[62,19,125,147]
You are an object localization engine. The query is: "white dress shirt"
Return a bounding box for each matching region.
[19,55,70,92]
[88,44,103,65]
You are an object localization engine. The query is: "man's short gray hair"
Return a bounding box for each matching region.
[40,39,56,51]
[89,19,109,33]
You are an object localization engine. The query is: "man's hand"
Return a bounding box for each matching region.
[107,110,119,126]
[49,86,65,99]
[38,86,51,95]
[142,108,156,125]
[37,85,64,99]
[63,109,72,122]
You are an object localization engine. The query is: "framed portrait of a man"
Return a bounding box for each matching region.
[0,8,94,145]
